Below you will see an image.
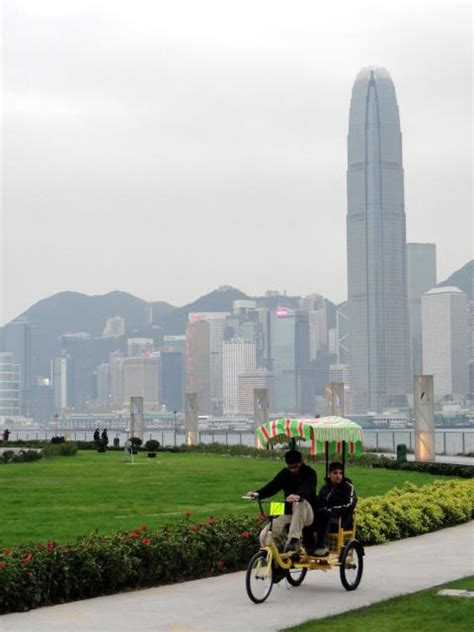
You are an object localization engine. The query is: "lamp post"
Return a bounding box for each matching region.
[173,410,177,446]
[54,413,59,438]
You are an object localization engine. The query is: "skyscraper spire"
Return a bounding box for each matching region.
[346,67,410,412]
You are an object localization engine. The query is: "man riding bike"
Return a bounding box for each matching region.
[247,449,318,554]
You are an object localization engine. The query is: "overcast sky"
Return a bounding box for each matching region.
[2,0,472,324]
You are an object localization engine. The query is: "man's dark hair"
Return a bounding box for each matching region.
[284,449,303,465]
[329,461,344,472]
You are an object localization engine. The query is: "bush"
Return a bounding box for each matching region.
[356,479,473,545]
[0,450,42,465]
[371,456,474,479]
[144,440,160,452]
[42,443,78,458]
[0,479,471,614]
[50,436,65,444]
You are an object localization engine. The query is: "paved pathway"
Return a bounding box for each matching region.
[2,522,473,632]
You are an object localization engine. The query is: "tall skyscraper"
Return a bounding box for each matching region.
[406,243,437,377]
[223,338,256,415]
[347,66,410,412]
[2,320,32,416]
[422,287,469,401]
[0,352,21,417]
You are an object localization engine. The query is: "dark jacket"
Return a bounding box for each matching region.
[256,463,318,510]
[318,477,357,519]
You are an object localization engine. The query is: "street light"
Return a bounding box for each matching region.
[54,413,59,438]
[173,410,177,446]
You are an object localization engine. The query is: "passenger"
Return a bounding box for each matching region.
[312,461,357,556]
[247,449,318,554]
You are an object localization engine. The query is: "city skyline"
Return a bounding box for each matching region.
[2,2,472,325]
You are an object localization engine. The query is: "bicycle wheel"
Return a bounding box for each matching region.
[245,550,274,604]
[285,566,307,587]
[339,540,363,591]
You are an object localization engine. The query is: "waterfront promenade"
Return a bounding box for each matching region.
[2,522,473,632]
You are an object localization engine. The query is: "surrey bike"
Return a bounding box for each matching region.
[244,416,365,604]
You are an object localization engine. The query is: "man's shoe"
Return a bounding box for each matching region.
[314,547,329,556]
[283,538,301,553]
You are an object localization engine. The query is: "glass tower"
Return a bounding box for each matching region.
[346,67,410,412]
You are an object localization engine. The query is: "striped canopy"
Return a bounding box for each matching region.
[255,416,364,456]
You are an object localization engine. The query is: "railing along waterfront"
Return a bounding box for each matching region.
[6,428,474,456]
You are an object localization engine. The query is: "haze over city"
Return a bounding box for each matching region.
[2,0,472,325]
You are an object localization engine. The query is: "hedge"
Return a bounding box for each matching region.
[371,456,474,479]
[0,479,472,614]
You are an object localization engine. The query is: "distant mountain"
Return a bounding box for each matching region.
[437,260,473,301]
[15,286,250,375]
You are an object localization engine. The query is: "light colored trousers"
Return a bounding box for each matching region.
[259,500,314,547]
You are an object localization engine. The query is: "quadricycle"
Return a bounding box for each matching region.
[243,416,365,604]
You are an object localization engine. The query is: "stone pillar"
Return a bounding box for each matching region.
[185,392,199,446]
[130,396,144,440]
[414,375,435,462]
[254,388,269,449]
[325,383,345,416]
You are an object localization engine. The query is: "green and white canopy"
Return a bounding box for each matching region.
[255,416,364,456]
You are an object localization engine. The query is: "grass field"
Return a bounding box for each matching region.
[282,576,474,632]
[0,451,449,546]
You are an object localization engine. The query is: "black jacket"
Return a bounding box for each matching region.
[318,477,357,519]
[256,463,318,510]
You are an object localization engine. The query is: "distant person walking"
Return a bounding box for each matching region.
[93,427,100,444]
[2,429,10,442]
[101,428,109,446]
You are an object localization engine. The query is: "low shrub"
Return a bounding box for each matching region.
[42,443,78,458]
[144,439,160,452]
[357,479,473,545]
[0,479,471,614]
[372,456,474,479]
[0,450,42,465]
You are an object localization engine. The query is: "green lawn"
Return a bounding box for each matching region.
[282,576,474,632]
[0,451,449,546]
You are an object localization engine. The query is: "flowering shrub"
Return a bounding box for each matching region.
[0,479,471,614]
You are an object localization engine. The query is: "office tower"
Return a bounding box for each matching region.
[127,338,154,358]
[52,352,73,411]
[96,363,110,407]
[30,377,54,422]
[185,320,211,414]
[187,313,229,415]
[0,352,21,417]
[162,335,186,354]
[122,357,160,409]
[347,66,410,412]
[336,301,350,365]
[103,316,125,338]
[160,351,184,412]
[422,287,469,400]
[238,369,275,415]
[109,353,124,408]
[270,308,312,413]
[406,243,437,377]
[2,320,32,416]
[223,338,257,415]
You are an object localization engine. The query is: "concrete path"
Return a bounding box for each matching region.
[2,522,473,632]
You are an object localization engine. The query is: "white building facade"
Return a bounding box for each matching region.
[422,287,469,400]
[223,338,256,415]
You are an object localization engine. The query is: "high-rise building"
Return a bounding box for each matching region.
[122,357,160,409]
[422,287,469,400]
[52,352,73,412]
[160,351,184,412]
[2,320,32,416]
[347,66,410,412]
[187,313,229,415]
[223,338,257,415]
[185,320,211,414]
[237,369,275,416]
[270,308,313,413]
[336,301,350,365]
[103,316,125,338]
[406,243,437,378]
[127,338,154,358]
[0,352,21,417]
